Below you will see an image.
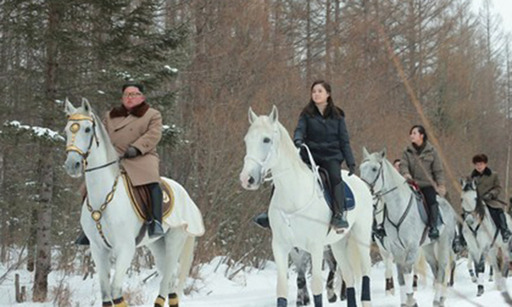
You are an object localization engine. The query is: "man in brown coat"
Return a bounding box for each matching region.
[76,82,164,245]
[470,154,511,242]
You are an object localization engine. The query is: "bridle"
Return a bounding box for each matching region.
[361,159,398,198]
[243,125,280,184]
[65,113,118,172]
[65,112,120,248]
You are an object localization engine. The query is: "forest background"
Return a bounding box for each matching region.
[0,0,511,302]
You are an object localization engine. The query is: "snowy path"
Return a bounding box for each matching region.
[2,257,511,306]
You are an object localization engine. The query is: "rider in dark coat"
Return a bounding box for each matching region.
[293,80,356,232]
[253,80,356,232]
[470,154,511,242]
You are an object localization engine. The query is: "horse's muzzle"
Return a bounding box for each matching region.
[64,154,83,178]
[239,172,260,190]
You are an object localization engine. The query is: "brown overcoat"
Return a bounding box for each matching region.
[104,103,162,186]
[399,141,445,189]
[471,168,508,210]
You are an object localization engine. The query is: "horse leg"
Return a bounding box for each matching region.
[90,245,113,306]
[147,238,167,306]
[331,239,356,307]
[468,259,477,283]
[111,243,136,307]
[324,247,337,303]
[489,263,494,282]
[272,240,290,306]
[310,247,324,307]
[162,229,188,307]
[395,264,407,306]
[384,253,395,296]
[476,256,485,296]
[290,248,310,307]
[354,237,372,307]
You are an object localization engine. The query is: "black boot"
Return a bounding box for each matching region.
[253,212,270,229]
[428,202,439,239]
[75,231,90,245]
[332,182,349,232]
[148,183,164,239]
[498,210,511,243]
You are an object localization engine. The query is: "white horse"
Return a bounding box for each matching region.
[460,178,509,296]
[239,106,373,307]
[359,148,456,307]
[63,98,204,307]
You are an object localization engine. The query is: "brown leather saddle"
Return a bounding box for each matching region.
[122,173,174,221]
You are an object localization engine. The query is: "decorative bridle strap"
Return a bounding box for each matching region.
[86,173,121,249]
[66,113,118,173]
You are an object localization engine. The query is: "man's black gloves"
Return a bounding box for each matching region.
[123,146,141,158]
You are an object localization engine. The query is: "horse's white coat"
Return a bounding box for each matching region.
[63,98,203,305]
[360,148,457,306]
[240,107,373,305]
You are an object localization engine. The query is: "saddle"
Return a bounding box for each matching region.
[122,173,175,222]
[317,168,355,211]
[406,181,442,227]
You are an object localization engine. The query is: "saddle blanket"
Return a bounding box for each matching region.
[123,174,205,237]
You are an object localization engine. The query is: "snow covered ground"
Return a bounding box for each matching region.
[1,255,511,306]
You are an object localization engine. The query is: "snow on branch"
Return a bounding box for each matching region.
[2,120,65,143]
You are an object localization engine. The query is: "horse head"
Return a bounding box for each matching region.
[460,177,479,213]
[359,147,388,189]
[239,106,280,190]
[63,97,97,177]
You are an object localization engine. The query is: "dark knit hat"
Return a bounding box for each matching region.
[122,82,144,93]
[472,154,488,164]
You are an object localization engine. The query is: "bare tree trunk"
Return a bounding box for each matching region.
[33,0,59,301]
[306,0,312,84]
[505,40,511,202]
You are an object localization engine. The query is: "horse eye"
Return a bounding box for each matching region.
[372,167,377,172]
[85,127,91,133]
[263,137,271,143]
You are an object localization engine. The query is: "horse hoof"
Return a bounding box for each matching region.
[339,294,346,301]
[327,293,337,303]
[471,276,477,283]
[477,285,484,296]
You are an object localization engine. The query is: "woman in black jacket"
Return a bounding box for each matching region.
[293,80,356,232]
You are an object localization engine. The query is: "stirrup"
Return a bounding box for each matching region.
[75,232,90,246]
[331,213,349,233]
[428,227,439,239]
[253,212,270,229]
[149,220,164,239]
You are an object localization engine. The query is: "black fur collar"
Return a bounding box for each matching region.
[110,102,149,118]
[471,167,492,178]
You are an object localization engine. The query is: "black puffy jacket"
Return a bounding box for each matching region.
[293,108,355,167]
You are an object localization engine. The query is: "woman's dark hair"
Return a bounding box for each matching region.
[409,125,428,142]
[472,154,488,164]
[393,159,401,165]
[301,80,342,118]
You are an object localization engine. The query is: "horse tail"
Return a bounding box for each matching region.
[177,235,196,295]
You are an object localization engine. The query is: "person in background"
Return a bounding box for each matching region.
[470,154,511,243]
[400,125,446,239]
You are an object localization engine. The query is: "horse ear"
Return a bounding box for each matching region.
[248,107,258,124]
[362,147,370,158]
[64,97,76,115]
[269,105,278,123]
[81,97,92,114]
[380,147,387,158]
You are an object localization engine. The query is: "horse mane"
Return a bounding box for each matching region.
[276,121,310,173]
[90,112,118,160]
